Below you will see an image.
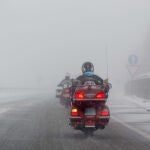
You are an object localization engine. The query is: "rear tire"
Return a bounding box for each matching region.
[83,128,94,137]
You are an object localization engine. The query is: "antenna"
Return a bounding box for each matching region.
[105,45,109,79]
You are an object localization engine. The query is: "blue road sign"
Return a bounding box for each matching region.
[128,55,138,65]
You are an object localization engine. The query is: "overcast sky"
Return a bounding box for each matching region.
[0,0,150,89]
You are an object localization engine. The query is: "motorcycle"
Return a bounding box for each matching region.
[59,82,72,107]
[56,86,63,98]
[69,80,110,136]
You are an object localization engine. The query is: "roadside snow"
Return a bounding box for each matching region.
[110,92,150,140]
[0,88,47,103]
[123,95,150,111]
[0,88,50,115]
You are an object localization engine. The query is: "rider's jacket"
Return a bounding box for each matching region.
[76,73,103,85]
[76,73,111,93]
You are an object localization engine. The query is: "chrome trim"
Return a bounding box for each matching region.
[73,98,106,101]
[85,126,96,128]
[98,116,110,119]
[69,117,82,119]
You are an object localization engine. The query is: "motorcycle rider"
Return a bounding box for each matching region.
[77,62,103,84]
[75,62,111,93]
[58,73,72,88]
[70,62,111,131]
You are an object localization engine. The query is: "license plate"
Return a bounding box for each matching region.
[63,94,70,97]
[85,108,96,116]
[85,94,95,98]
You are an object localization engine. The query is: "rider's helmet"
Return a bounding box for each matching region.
[65,73,70,80]
[82,62,94,73]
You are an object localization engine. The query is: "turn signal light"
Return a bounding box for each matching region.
[71,108,79,116]
[96,92,106,99]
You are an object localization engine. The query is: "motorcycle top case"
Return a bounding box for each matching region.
[73,85,107,106]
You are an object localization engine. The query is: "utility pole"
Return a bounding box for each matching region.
[105,45,109,79]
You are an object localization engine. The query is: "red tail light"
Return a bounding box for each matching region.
[74,92,85,99]
[65,89,70,93]
[95,92,106,99]
[71,108,79,116]
[101,111,109,116]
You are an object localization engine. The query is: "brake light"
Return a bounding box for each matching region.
[75,92,85,99]
[101,111,109,116]
[71,108,79,116]
[96,92,106,99]
[65,89,70,93]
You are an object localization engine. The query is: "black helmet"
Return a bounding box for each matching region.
[82,62,94,73]
[65,73,70,80]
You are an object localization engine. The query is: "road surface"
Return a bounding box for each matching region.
[0,92,150,150]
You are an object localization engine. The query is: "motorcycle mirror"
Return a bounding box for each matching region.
[104,78,108,83]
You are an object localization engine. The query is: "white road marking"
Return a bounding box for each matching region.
[112,116,150,141]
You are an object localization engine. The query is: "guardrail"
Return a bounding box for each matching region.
[125,78,150,99]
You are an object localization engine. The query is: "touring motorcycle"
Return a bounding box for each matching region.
[56,86,63,98]
[69,80,110,136]
[59,82,72,107]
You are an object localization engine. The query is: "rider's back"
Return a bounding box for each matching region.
[76,74,103,85]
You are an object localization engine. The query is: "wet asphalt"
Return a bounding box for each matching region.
[0,93,150,150]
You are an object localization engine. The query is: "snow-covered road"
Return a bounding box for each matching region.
[0,88,48,115]
[110,93,150,140]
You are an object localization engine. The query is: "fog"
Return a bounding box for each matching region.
[0,0,150,91]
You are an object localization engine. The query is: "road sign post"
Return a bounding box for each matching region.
[127,55,139,79]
